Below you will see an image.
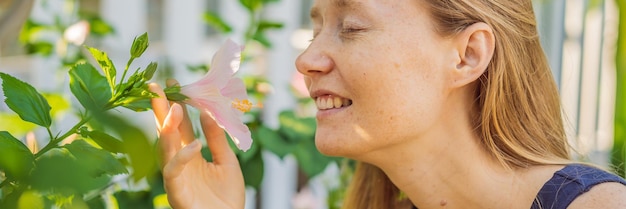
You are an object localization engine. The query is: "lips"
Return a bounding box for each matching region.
[315,95,353,110]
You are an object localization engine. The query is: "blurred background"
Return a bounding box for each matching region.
[0,0,624,209]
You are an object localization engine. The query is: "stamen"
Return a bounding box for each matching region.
[232,99,261,112]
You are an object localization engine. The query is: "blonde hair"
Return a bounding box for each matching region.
[342,0,571,208]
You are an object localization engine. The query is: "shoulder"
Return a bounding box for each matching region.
[532,164,626,209]
[567,181,626,209]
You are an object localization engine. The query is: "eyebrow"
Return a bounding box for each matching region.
[310,0,363,20]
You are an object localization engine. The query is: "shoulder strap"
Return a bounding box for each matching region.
[531,164,626,209]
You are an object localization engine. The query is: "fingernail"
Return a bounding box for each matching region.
[170,103,182,112]
[166,79,180,87]
[185,140,201,150]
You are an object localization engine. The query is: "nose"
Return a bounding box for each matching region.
[295,39,334,77]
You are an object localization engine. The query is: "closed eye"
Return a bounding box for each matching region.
[342,27,365,33]
[340,26,367,40]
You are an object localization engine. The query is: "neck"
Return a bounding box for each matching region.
[361,124,539,208]
[352,88,545,209]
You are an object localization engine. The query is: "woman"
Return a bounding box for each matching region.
[149,0,626,208]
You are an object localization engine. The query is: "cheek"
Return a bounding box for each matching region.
[359,57,446,138]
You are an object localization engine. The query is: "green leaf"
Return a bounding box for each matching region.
[203,12,233,33]
[120,84,157,99]
[0,94,70,138]
[164,86,189,102]
[143,62,158,80]
[68,63,112,111]
[0,72,52,128]
[257,20,284,32]
[120,98,153,112]
[114,76,158,112]
[88,17,115,36]
[256,125,294,158]
[252,33,272,48]
[239,0,263,11]
[28,148,111,194]
[0,186,23,209]
[278,111,316,142]
[86,46,117,91]
[121,68,149,91]
[84,130,125,153]
[186,64,210,73]
[64,140,128,176]
[24,42,54,56]
[19,19,43,44]
[240,149,264,189]
[0,93,68,138]
[91,113,156,181]
[293,139,336,178]
[86,196,107,209]
[201,146,213,162]
[113,191,154,209]
[78,11,115,37]
[0,131,35,179]
[130,32,149,58]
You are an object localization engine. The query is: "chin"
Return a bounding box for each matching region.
[314,133,366,159]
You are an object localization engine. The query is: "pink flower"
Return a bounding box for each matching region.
[64,20,90,45]
[176,39,256,151]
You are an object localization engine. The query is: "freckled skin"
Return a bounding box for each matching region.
[296,0,456,159]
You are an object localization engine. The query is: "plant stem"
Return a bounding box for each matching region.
[114,58,135,96]
[34,116,91,159]
[120,58,134,85]
[242,5,262,47]
[0,117,89,189]
[46,127,54,145]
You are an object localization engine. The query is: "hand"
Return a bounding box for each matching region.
[149,81,245,209]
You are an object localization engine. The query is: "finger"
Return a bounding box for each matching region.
[199,112,238,165]
[162,140,202,179]
[165,79,195,145]
[149,83,170,132]
[159,103,184,168]
[178,103,196,145]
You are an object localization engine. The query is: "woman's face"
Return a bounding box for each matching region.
[296,0,457,159]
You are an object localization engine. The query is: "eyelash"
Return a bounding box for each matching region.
[341,27,364,34]
[308,25,366,42]
[339,27,365,40]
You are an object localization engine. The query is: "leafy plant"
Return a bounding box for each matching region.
[0,33,157,208]
[203,0,284,48]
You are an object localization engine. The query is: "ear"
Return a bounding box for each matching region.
[450,22,495,88]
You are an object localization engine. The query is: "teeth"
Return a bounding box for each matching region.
[326,97,333,108]
[316,95,352,110]
[333,97,342,108]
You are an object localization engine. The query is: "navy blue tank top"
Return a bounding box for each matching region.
[411,164,626,209]
[530,164,626,209]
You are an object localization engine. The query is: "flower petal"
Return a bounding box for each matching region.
[180,84,221,101]
[199,98,253,151]
[221,77,248,101]
[203,39,243,89]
